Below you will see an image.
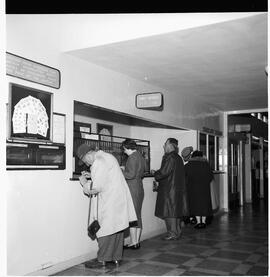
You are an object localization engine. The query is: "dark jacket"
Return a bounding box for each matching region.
[185,156,213,216]
[154,151,187,219]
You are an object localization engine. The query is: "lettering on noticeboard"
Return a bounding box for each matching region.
[6,52,60,89]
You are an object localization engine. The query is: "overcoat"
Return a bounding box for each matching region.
[90,150,137,238]
[154,151,187,219]
[122,150,145,228]
[185,156,213,216]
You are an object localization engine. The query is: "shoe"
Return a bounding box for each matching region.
[162,233,179,241]
[190,217,197,225]
[123,243,140,249]
[194,223,206,229]
[85,259,106,269]
[114,260,121,266]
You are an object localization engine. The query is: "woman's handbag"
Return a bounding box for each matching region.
[87,184,100,240]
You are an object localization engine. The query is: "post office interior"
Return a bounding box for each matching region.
[2,13,268,275]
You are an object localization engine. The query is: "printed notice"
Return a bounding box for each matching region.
[6,52,60,89]
[53,113,65,144]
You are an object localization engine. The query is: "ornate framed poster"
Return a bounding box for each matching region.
[8,83,53,142]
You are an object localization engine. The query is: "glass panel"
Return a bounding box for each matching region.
[7,146,33,165]
[208,135,215,170]
[216,136,220,171]
[199,133,207,157]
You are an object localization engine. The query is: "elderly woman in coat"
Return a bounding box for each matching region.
[151,138,188,240]
[77,144,137,269]
[121,139,146,250]
[185,150,213,229]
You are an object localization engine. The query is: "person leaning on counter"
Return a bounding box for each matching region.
[76,143,137,269]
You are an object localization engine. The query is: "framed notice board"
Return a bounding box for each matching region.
[8,83,53,142]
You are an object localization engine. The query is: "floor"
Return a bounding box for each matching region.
[54,201,268,276]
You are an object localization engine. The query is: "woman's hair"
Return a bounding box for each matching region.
[121,139,137,150]
[191,150,203,158]
[167,138,179,153]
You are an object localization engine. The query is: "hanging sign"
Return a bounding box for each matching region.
[136,92,163,110]
[6,52,61,89]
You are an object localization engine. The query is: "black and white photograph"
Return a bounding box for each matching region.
[1,2,268,277]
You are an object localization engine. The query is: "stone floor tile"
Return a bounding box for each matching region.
[246,265,268,276]
[246,253,262,263]
[195,258,239,272]
[211,250,250,261]
[126,263,172,276]
[182,257,204,267]
[150,253,191,265]
[232,263,253,275]
[191,266,229,275]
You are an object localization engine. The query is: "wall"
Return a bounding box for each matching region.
[6,15,223,275]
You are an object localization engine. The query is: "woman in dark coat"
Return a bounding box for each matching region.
[152,138,187,240]
[121,139,146,249]
[185,150,213,229]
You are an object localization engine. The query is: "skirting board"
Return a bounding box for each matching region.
[27,227,165,276]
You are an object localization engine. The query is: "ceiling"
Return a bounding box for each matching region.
[69,13,268,112]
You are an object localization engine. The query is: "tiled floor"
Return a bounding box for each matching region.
[54,201,268,276]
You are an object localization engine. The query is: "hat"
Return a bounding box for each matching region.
[76,144,96,162]
[181,146,193,161]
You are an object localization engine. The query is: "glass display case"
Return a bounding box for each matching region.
[7,142,65,170]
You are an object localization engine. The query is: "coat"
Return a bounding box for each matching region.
[122,150,145,228]
[154,151,187,219]
[90,151,137,238]
[185,156,213,216]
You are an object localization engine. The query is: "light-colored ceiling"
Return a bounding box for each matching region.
[69,14,268,112]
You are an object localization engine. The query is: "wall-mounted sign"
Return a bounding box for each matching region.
[202,127,223,136]
[6,52,61,89]
[136,92,163,110]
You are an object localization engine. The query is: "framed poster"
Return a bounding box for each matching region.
[8,83,53,142]
[96,123,113,142]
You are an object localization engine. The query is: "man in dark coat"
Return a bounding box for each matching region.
[151,138,187,240]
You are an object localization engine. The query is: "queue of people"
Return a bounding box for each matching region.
[76,137,214,269]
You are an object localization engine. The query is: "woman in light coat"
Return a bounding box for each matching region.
[77,143,137,269]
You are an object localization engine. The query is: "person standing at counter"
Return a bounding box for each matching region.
[151,138,187,240]
[185,150,213,229]
[76,143,137,269]
[121,139,146,250]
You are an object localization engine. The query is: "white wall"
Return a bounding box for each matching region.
[5,14,224,275]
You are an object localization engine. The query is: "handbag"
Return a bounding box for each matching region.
[87,183,100,240]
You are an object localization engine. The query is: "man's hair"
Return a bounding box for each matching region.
[167,138,179,153]
[121,139,137,150]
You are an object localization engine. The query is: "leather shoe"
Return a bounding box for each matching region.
[162,234,179,241]
[194,223,206,229]
[123,243,140,249]
[114,260,121,266]
[85,259,106,269]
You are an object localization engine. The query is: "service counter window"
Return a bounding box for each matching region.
[72,121,151,179]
